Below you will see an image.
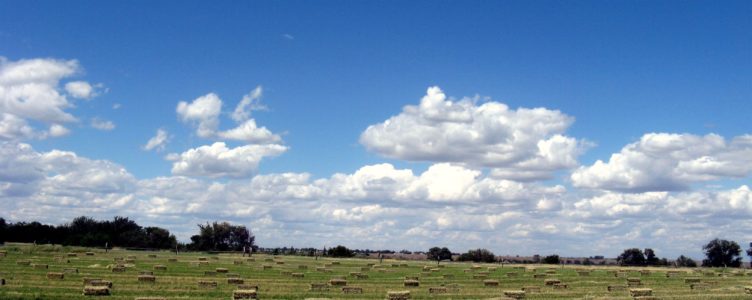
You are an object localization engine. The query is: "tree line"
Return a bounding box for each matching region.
[0,217,256,252]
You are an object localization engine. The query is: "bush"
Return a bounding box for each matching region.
[457,248,495,263]
[327,245,355,257]
[542,254,560,264]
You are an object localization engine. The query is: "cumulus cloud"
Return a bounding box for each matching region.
[64,81,96,99]
[90,118,115,131]
[0,57,101,140]
[143,128,169,151]
[572,133,752,192]
[360,86,587,180]
[168,142,288,178]
[231,86,265,122]
[176,93,222,138]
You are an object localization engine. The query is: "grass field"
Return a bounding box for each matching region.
[0,243,751,299]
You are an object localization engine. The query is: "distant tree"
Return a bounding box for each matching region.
[644,248,660,265]
[189,221,255,251]
[676,255,697,267]
[702,238,742,267]
[457,248,496,263]
[542,255,560,264]
[582,258,593,266]
[327,245,355,257]
[145,227,177,249]
[747,242,752,264]
[427,247,452,262]
[617,248,646,266]
[0,218,7,244]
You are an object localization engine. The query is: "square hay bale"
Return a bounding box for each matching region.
[299,265,309,270]
[429,287,447,294]
[47,272,64,280]
[147,254,157,258]
[387,290,411,300]
[745,286,752,294]
[666,271,680,278]
[262,265,272,270]
[316,267,326,272]
[138,275,156,283]
[430,268,440,272]
[89,280,113,288]
[83,286,110,296]
[522,286,540,293]
[349,272,361,277]
[67,253,78,257]
[483,279,500,287]
[232,289,258,299]
[533,274,547,278]
[608,285,627,292]
[112,266,126,273]
[422,266,431,271]
[404,276,419,281]
[472,265,482,270]
[473,274,488,279]
[228,278,244,284]
[442,283,461,292]
[216,268,229,273]
[292,273,305,278]
[442,274,454,279]
[64,268,79,274]
[503,290,526,299]
[507,272,519,277]
[86,252,95,256]
[629,288,653,297]
[544,279,560,286]
[478,271,490,275]
[198,257,208,261]
[33,263,48,269]
[275,261,284,265]
[310,283,329,291]
[83,278,103,285]
[197,281,218,288]
[329,278,347,286]
[342,286,362,294]
[684,277,701,284]
[154,265,167,271]
[404,279,419,287]
[690,283,709,290]
[355,273,368,279]
[553,283,568,289]
[140,271,154,275]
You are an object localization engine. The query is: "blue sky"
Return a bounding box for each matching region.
[1,1,751,258]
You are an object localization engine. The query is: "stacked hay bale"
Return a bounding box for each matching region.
[503,290,526,299]
[329,278,347,286]
[310,283,329,291]
[138,275,156,283]
[232,289,258,299]
[228,277,244,284]
[83,286,110,296]
[153,265,167,271]
[341,286,362,294]
[544,279,561,286]
[387,290,410,300]
[483,279,499,287]
[629,288,653,297]
[197,281,218,289]
[46,272,64,280]
[403,279,419,287]
[627,277,642,287]
[428,287,447,294]
[292,273,305,278]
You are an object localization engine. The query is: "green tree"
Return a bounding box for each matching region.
[644,248,660,265]
[617,248,645,266]
[327,245,355,257]
[542,254,560,264]
[427,247,452,262]
[457,248,496,263]
[702,238,742,267]
[676,255,697,267]
[189,221,255,251]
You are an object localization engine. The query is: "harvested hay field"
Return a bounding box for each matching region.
[1,243,752,299]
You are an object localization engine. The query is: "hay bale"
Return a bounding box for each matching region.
[198,257,208,261]
[342,286,363,294]
[404,279,419,287]
[292,272,305,278]
[506,272,519,277]
[138,275,156,282]
[629,288,653,297]
[387,290,411,300]
[404,276,419,281]
[503,290,526,299]
[216,268,229,273]
[463,269,473,273]
[522,286,540,293]
[153,265,167,271]
[472,265,482,270]
[112,266,126,273]
[275,261,285,265]
[64,268,79,274]
[684,277,701,284]
[299,265,309,270]
[544,279,560,286]
[89,280,113,288]
[429,287,447,294]
[83,286,110,296]
[262,265,272,270]
[197,281,217,288]
[553,283,568,289]
[280,271,292,276]
[690,283,709,290]
[310,283,329,291]
[165,258,177,263]
[607,285,627,291]
[483,279,499,286]
[33,263,48,269]
[47,272,64,280]
[147,254,157,258]
[83,278,102,285]
[232,289,258,299]
[329,278,347,286]
[228,278,244,284]
[355,273,368,279]
[627,277,642,287]
[114,257,124,261]
[140,271,154,275]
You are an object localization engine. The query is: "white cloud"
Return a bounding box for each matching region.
[360,86,586,180]
[90,118,115,131]
[168,142,288,178]
[143,129,169,151]
[0,113,35,140]
[231,86,265,122]
[176,93,222,138]
[48,124,70,137]
[219,119,281,144]
[64,81,96,99]
[572,133,752,192]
